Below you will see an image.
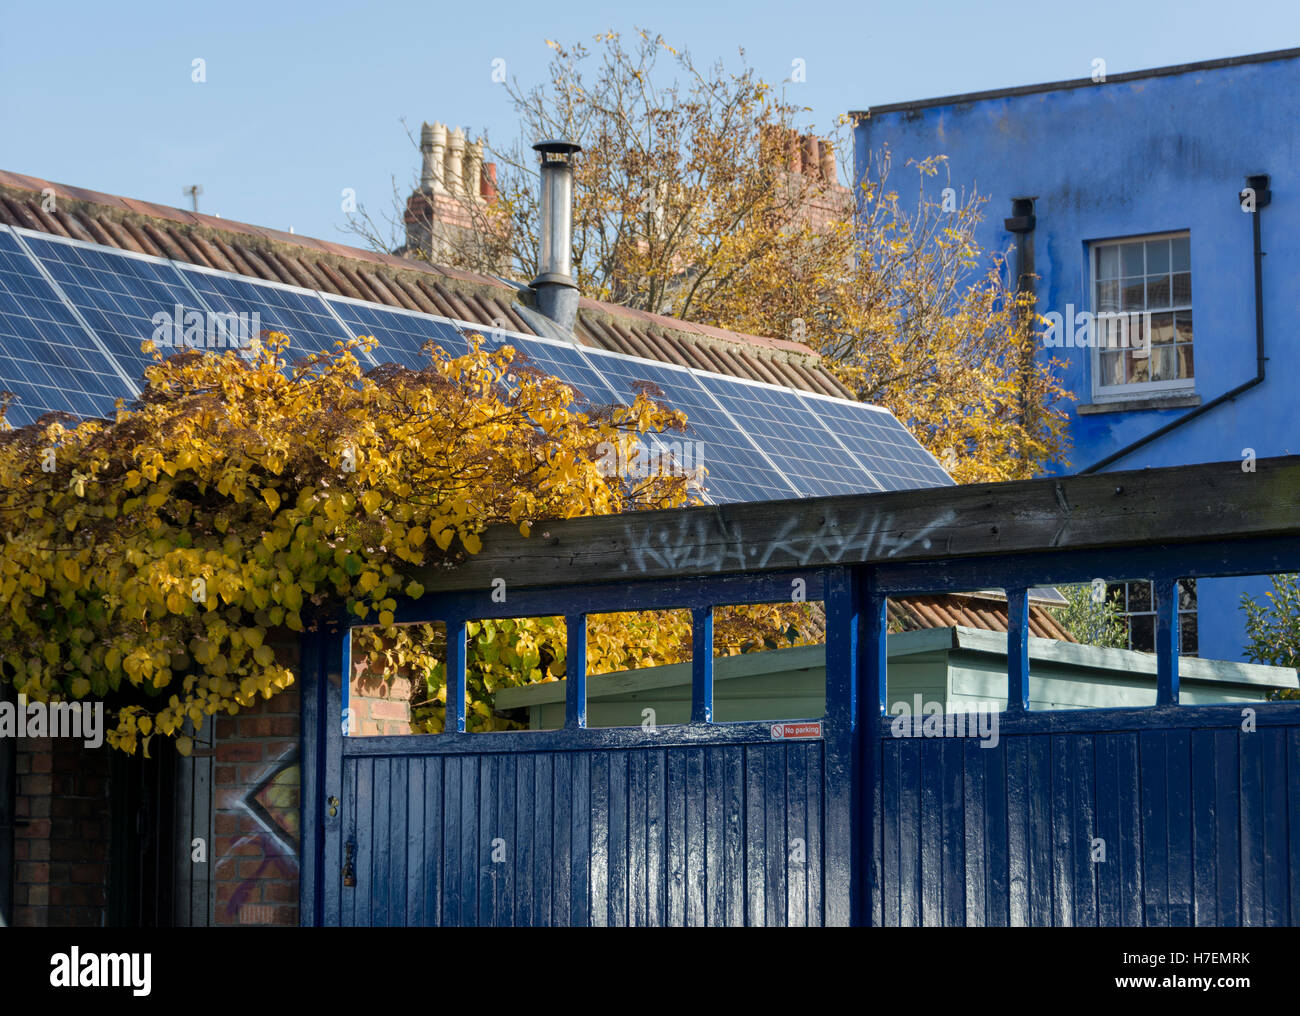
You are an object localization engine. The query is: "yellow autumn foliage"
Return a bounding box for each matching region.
[0,331,709,752]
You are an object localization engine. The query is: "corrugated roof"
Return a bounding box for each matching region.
[0,170,852,398]
[889,593,1075,643]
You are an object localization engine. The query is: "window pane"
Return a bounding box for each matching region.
[1127,350,1150,382]
[1175,312,1193,342]
[1172,272,1192,305]
[1179,613,1198,656]
[1130,615,1155,653]
[1122,279,1145,311]
[1145,239,1171,274]
[1176,345,1194,378]
[1171,236,1190,272]
[1097,245,1120,280]
[1128,581,1152,612]
[1123,313,1148,356]
[1178,578,1197,610]
[1146,275,1171,309]
[1149,312,1174,345]
[1096,313,1126,350]
[1097,280,1120,312]
[1107,582,1128,608]
[1099,351,1125,386]
[1121,243,1144,276]
[1150,347,1177,381]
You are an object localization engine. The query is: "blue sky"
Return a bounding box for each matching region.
[2,0,1296,246]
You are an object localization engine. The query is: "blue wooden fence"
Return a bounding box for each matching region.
[301,461,1300,926]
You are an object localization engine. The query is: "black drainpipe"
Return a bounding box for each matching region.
[1005,197,1038,427]
[1005,196,1037,295]
[1082,174,1270,473]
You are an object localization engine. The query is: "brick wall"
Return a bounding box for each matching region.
[7,638,307,928]
[12,738,111,927]
[349,674,414,737]
[211,687,302,927]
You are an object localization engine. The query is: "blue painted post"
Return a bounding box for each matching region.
[299,628,321,925]
[1155,578,1180,705]
[566,614,587,728]
[824,566,860,926]
[446,618,467,733]
[859,570,888,928]
[863,584,887,722]
[691,606,714,724]
[321,619,346,926]
[1007,588,1030,712]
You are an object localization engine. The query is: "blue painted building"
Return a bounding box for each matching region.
[853,48,1300,663]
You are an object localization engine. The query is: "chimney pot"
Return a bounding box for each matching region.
[819,139,836,184]
[802,136,820,177]
[428,122,447,193]
[445,127,466,197]
[464,139,483,205]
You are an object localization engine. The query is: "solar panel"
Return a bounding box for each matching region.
[580,350,802,502]
[326,297,469,370]
[0,227,953,502]
[0,229,133,426]
[178,267,351,359]
[325,300,616,408]
[802,394,953,490]
[22,233,209,381]
[695,374,885,498]
[500,336,622,407]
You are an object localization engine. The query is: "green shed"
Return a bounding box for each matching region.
[493,626,1299,729]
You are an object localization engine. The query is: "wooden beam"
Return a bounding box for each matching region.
[407,456,1300,593]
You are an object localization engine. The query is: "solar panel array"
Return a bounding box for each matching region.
[0,225,953,501]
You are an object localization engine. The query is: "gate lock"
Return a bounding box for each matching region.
[342,840,357,888]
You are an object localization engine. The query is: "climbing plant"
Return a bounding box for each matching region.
[0,332,702,753]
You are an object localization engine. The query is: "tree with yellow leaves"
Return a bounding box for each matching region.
[351,29,1072,481]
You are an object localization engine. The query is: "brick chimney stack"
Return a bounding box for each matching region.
[402,121,505,270]
[760,126,851,234]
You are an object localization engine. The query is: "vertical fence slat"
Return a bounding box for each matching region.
[1262,727,1289,926]
[1155,578,1180,705]
[1190,730,1218,926]
[666,750,686,926]
[698,747,718,928]
[691,606,713,724]
[1166,731,1193,927]
[446,618,467,734]
[565,615,587,729]
[824,565,862,926]
[1007,588,1030,712]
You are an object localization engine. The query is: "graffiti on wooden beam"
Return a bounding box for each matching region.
[619,507,958,574]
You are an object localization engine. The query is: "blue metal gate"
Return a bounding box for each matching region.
[301,469,1300,926]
